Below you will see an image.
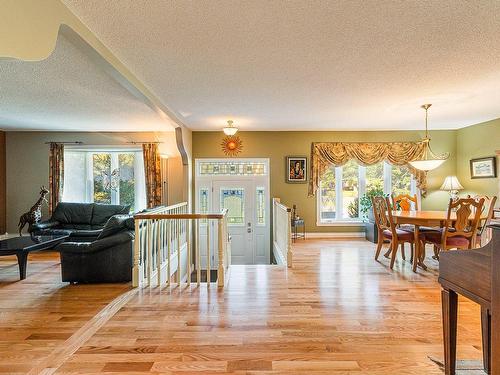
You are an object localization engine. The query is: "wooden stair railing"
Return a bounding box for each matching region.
[133,203,230,288]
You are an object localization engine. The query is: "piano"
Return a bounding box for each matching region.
[439,224,500,375]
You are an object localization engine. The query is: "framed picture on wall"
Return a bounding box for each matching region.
[286,157,307,183]
[470,157,497,179]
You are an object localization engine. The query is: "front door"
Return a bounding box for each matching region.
[213,180,254,264]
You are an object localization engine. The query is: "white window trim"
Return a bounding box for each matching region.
[317,161,420,226]
[63,148,146,211]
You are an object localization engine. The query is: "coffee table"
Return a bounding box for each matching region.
[0,235,69,280]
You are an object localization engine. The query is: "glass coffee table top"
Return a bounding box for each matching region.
[0,235,69,252]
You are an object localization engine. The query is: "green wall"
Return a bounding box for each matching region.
[193,130,458,232]
[457,118,500,198]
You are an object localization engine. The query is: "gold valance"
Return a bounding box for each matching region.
[308,141,427,197]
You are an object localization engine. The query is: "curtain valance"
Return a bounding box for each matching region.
[308,141,427,197]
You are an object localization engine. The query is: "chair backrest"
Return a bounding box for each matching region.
[444,197,485,243]
[469,195,498,234]
[391,193,418,211]
[371,196,395,233]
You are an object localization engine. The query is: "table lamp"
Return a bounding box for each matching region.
[440,176,464,200]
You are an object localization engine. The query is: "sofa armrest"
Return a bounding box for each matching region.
[90,231,134,252]
[56,241,92,254]
[31,220,61,231]
[57,231,133,254]
[68,230,102,242]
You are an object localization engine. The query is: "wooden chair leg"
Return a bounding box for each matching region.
[384,246,392,259]
[442,288,458,375]
[433,244,440,260]
[419,242,426,262]
[481,307,491,374]
[400,243,406,260]
[389,240,398,269]
[375,234,384,261]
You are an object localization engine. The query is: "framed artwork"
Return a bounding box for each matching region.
[286,157,307,183]
[470,157,497,179]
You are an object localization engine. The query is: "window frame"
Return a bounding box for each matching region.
[317,161,418,226]
[62,147,146,212]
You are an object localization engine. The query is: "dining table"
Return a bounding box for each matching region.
[391,210,487,272]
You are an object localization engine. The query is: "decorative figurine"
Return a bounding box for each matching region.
[18,186,49,236]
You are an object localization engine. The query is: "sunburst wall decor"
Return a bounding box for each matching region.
[221,135,243,156]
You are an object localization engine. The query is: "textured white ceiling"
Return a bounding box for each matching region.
[0,33,172,131]
[13,1,500,131]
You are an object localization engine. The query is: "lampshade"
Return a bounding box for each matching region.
[223,120,238,135]
[440,176,464,191]
[408,104,449,172]
[409,158,447,172]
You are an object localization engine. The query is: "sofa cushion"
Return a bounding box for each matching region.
[52,203,94,225]
[97,215,130,239]
[91,204,130,226]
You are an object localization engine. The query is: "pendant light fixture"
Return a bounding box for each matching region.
[408,104,449,171]
[222,120,238,135]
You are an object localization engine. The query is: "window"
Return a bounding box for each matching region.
[62,149,147,212]
[199,161,267,176]
[220,188,245,225]
[318,161,417,224]
[199,188,209,224]
[256,187,265,225]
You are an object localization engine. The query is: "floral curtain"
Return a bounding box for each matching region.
[308,141,427,197]
[142,143,162,208]
[48,143,64,214]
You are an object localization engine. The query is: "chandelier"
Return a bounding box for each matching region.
[408,104,449,171]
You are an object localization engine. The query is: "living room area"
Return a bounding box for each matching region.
[2,1,500,374]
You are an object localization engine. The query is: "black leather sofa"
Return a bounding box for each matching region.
[55,215,135,283]
[31,202,130,241]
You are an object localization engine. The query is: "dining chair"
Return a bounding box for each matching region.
[424,197,485,252]
[469,195,497,247]
[372,196,424,269]
[390,193,440,261]
[390,193,418,260]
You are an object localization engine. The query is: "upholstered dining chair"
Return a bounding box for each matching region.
[372,196,425,270]
[389,193,419,260]
[391,192,442,261]
[470,195,497,247]
[424,197,485,252]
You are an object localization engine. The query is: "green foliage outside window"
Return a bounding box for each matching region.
[93,154,111,204]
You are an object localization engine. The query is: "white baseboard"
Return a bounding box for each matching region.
[304,232,365,239]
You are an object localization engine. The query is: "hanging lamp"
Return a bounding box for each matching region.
[408,104,449,171]
[222,120,238,135]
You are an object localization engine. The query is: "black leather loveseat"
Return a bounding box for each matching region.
[55,214,135,283]
[31,202,130,240]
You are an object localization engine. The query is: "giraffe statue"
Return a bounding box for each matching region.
[18,186,50,236]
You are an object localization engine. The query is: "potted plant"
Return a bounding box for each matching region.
[360,185,384,243]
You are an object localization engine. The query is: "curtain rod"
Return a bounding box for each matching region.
[127,141,163,144]
[44,141,83,144]
[44,141,163,145]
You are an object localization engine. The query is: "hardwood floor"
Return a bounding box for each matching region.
[0,240,484,374]
[0,252,132,374]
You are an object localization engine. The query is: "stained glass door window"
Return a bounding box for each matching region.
[220,188,245,225]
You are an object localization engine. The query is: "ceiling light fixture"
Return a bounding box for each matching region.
[222,120,238,135]
[408,104,449,171]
